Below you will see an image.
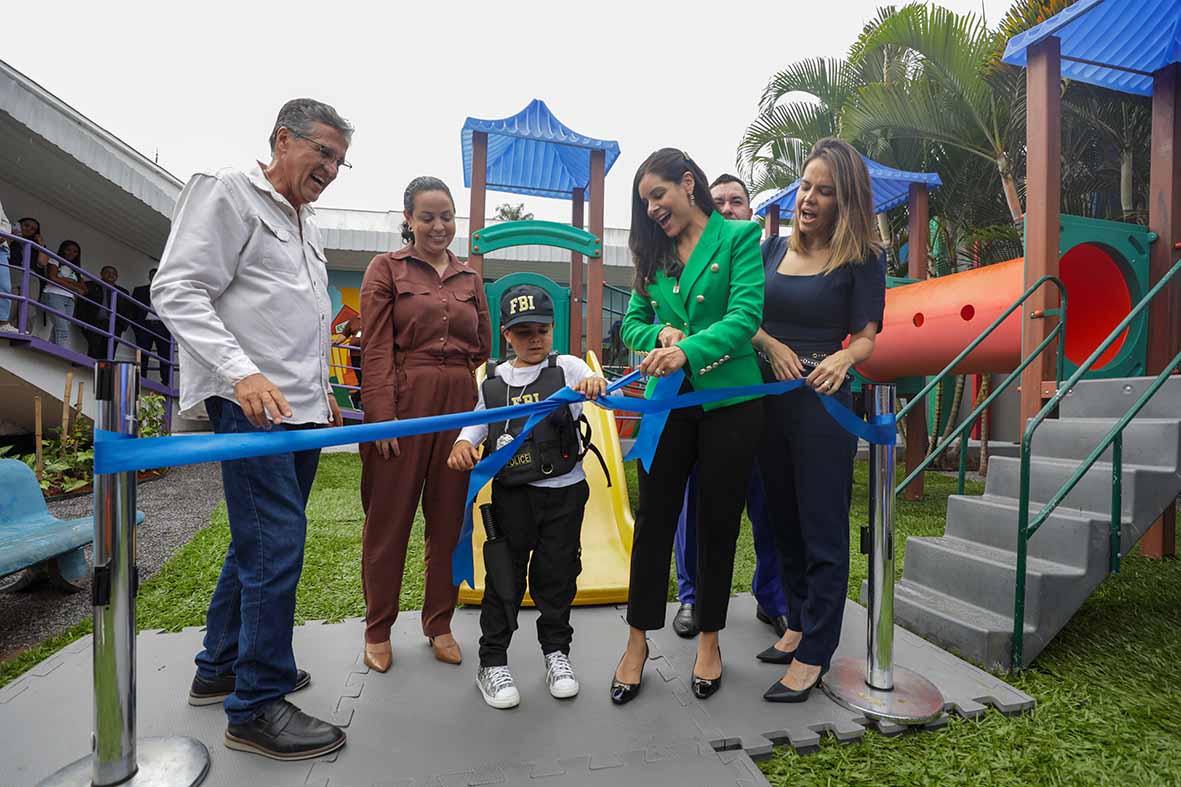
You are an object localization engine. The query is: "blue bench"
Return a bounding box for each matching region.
[0,459,144,592]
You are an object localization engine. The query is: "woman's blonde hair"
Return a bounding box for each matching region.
[789,138,882,272]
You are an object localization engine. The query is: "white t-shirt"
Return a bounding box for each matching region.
[457,354,597,489]
[43,261,81,299]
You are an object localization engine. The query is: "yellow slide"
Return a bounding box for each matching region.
[457,352,635,606]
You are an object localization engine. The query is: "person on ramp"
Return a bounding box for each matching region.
[447,284,607,709]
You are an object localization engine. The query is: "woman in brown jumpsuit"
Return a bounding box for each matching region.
[359,177,491,672]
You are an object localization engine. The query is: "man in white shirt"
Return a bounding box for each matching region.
[152,98,351,761]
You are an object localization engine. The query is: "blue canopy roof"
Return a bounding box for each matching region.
[461,99,621,201]
[1002,0,1181,96]
[753,155,942,218]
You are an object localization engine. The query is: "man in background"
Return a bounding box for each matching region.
[671,174,790,639]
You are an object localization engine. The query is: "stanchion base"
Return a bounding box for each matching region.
[38,736,210,787]
[820,657,945,726]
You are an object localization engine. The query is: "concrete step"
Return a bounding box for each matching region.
[1060,375,1181,419]
[1028,417,1181,470]
[889,580,1031,671]
[985,455,1180,530]
[944,493,1113,569]
[902,536,1088,627]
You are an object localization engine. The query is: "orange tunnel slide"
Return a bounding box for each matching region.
[856,245,1134,381]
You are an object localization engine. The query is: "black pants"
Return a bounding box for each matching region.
[627,397,764,632]
[134,321,171,385]
[757,385,856,670]
[478,479,589,667]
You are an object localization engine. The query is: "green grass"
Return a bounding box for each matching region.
[3,454,1179,786]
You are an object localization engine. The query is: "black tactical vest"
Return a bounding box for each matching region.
[484,355,581,486]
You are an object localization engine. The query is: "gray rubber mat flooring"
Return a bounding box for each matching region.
[0,596,1032,787]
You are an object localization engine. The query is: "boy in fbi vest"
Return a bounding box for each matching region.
[448,284,606,709]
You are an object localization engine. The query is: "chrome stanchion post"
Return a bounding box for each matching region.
[40,361,209,786]
[866,381,895,692]
[821,383,944,726]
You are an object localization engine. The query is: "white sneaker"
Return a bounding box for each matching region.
[0,324,18,333]
[476,665,520,709]
[544,651,579,699]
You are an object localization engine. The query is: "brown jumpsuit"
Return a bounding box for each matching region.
[359,245,490,644]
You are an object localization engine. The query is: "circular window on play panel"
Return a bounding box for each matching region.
[1059,242,1132,369]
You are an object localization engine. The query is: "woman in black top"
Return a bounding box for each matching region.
[753,138,886,703]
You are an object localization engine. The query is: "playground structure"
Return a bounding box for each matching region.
[857,214,1155,382]
[463,98,619,358]
[769,0,1181,671]
[456,102,635,607]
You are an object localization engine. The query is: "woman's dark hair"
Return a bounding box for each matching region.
[628,148,715,295]
[401,176,454,244]
[56,240,81,266]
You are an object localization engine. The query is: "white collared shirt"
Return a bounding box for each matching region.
[152,163,334,423]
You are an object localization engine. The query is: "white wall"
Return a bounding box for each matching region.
[0,175,163,359]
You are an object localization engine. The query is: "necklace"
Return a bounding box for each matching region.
[497,366,526,450]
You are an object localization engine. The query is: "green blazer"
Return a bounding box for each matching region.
[621,211,764,411]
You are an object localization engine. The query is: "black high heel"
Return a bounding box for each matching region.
[763,666,825,703]
[610,641,649,706]
[756,643,796,665]
[691,644,723,699]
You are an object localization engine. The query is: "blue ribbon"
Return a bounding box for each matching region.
[622,370,684,472]
[90,370,896,589]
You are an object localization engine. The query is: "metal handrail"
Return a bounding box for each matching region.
[1011,256,1181,668]
[893,276,1068,496]
[1,231,176,375]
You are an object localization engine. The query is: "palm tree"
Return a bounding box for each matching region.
[1063,86,1152,219]
[845,3,1026,223]
[737,56,856,196]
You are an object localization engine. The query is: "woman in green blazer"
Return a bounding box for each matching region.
[610,149,765,705]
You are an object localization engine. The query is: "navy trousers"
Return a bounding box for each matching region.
[674,466,787,617]
[758,385,856,669]
[195,397,321,724]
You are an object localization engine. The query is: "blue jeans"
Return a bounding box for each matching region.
[674,465,788,617]
[0,245,11,323]
[41,292,74,345]
[195,397,321,724]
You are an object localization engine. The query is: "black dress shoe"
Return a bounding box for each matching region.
[673,603,698,638]
[224,699,346,761]
[755,606,790,637]
[763,671,823,703]
[755,644,795,665]
[189,669,311,706]
[610,642,649,706]
[691,645,723,700]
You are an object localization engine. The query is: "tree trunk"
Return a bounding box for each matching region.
[942,375,966,445]
[876,213,893,250]
[996,153,1024,223]
[978,374,993,477]
[927,384,942,455]
[1120,148,1134,216]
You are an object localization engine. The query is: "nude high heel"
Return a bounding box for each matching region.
[364,641,392,673]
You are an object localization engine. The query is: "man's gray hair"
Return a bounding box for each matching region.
[269,98,354,152]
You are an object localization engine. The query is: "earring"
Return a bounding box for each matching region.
[689,193,696,206]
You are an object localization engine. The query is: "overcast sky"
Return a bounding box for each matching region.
[5,0,1013,228]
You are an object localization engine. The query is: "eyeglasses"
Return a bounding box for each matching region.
[288,130,352,170]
